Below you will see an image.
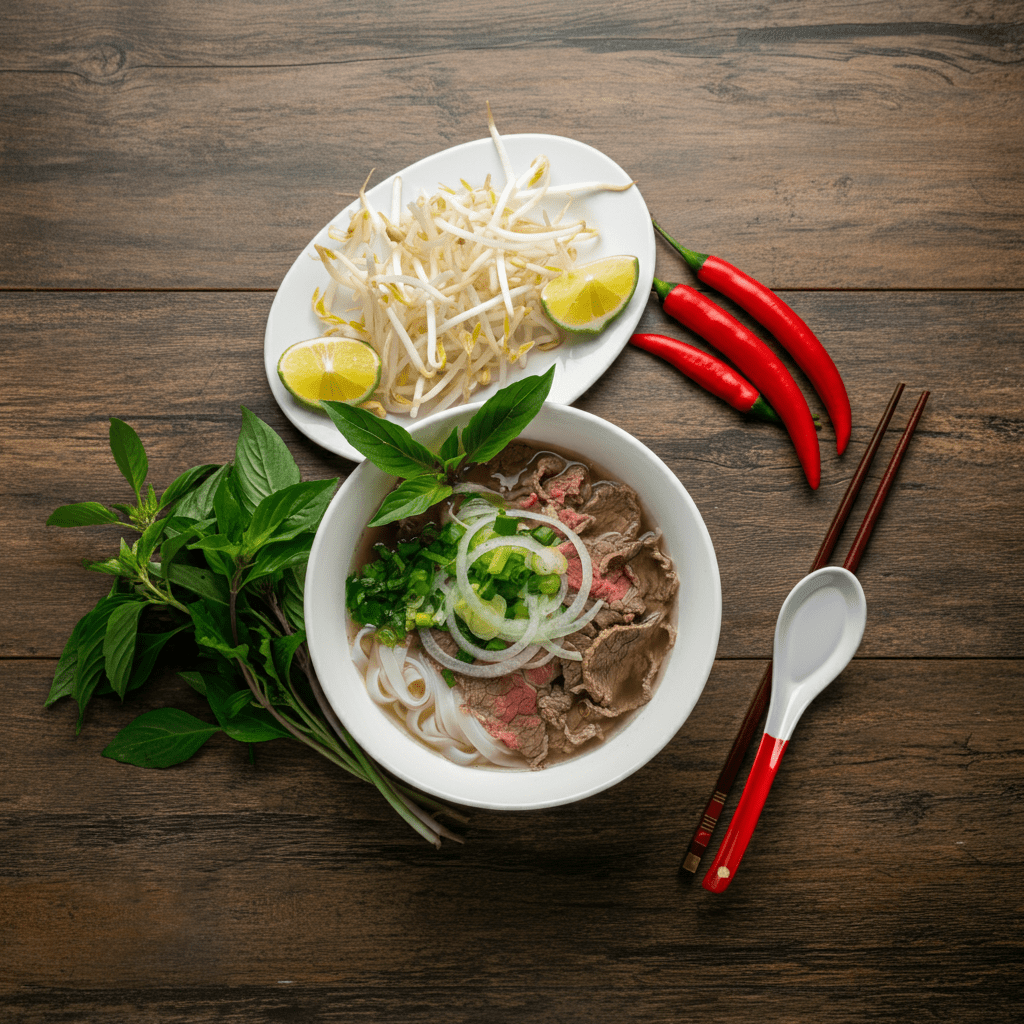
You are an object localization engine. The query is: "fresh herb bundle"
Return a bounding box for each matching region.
[47,365,554,846]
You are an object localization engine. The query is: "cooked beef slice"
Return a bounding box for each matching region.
[558,626,597,692]
[626,534,679,609]
[574,616,676,715]
[538,684,605,751]
[460,673,550,768]
[579,482,642,540]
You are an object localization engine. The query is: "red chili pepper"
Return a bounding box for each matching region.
[629,332,782,425]
[652,279,821,489]
[652,220,852,455]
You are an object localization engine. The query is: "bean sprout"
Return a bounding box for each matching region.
[310,109,633,418]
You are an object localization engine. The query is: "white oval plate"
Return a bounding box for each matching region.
[264,133,655,461]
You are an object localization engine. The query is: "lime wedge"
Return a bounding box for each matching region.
[277,337,381,410]
[540,255,640,335]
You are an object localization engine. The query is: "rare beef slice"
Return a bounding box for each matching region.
[460,674,550,768]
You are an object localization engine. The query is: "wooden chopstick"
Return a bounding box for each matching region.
[842,390,930,574]
[679,383,909,875]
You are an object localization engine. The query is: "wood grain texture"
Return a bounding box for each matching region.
[2,3,1022,1021]
[2,657,1021,1021]
[1,4,1022,289]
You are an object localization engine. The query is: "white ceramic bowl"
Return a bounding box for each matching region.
[304,403,722,811]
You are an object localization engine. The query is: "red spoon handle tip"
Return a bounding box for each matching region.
[702,733,789,893]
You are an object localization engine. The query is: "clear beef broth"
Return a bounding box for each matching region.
[348,440,679,769]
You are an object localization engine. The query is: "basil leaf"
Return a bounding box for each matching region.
[103,601,148,698]
[322,401,442,477]
[460,365,554,465]
[159,463,220,510]
[368,476,452,527]
[234,407,300,512]
[166,563,230,605]
[179,670,208,696]
[439,426,461,461]
[47,612,91,706]
[135,518,167,568]
[172,464,231,520]
[271,631,307,687]
[71,604,118,731]
[243,535,314,585]
[188,601,248,661]
[101,708,221,768]
[46,501,121,528]
[82,556,130,577]
[204,676,291,744]
[242,478,337,552]
[157,516,210,573]
[109,418,149,499]
[127,626,187,691]
[213,470,249,543]
[279,568,306,632]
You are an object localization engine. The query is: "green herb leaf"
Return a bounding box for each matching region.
[165,563,230,605]
[135,518,168,568]
[156,516,211,575]
[101,708,222,768]
[179,670,208,696]
[204,676,292,744]
[368,475,453,527]
[82,556,130,577]
[47,502,121,528]
[322,401,442,477]
[109,418,149,499]
[271,631,307,687]
[188,601,248,662]
[72,597,134,731]
[439,426,461,461]
[46,612,91,706]
[234,407,301,513]
[460,365,554,465]
[172,464,231,520]
[213,470,249,543]
[127,627,187,692]
[279,568,306,632]
[159,463,220,511]
[103,601,148,698]
[242,478,337,553]
[243,535,315,586]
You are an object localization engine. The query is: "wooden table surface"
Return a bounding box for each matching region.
[3,2,1022,1021]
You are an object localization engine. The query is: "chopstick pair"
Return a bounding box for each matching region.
[680,383,930,876]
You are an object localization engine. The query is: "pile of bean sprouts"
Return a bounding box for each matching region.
[351,497,604,768]
[310,110,633,418]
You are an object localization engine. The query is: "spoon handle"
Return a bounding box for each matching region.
[702,732,788,892]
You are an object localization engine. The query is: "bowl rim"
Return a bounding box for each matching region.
[304,402,722,811]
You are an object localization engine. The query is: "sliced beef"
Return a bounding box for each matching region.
[572,615,676,716]
[538,683,605,751]
[579,482,642,541]
[460,673,550,768]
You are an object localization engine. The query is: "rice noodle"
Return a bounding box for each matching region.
[356,636,524,768]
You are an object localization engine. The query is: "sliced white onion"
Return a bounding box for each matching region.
[418,626,545,678]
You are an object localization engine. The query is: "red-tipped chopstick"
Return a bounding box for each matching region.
[698,388,930,891]
[680,383,908,875]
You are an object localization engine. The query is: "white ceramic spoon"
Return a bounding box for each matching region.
[702,566,867,893]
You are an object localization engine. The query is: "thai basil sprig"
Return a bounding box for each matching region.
[46,409,462,847]
[322,364,554,525]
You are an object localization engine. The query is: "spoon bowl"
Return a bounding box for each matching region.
[702,567,866,892]
[765,567,867,741]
